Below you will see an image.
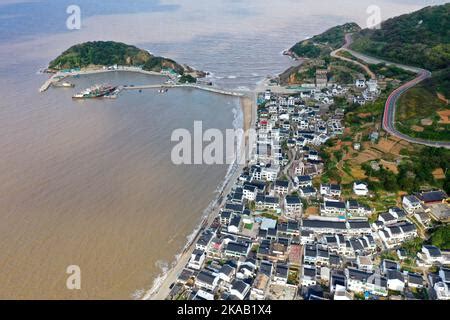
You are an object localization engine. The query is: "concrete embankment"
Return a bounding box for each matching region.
[123,84,245,97]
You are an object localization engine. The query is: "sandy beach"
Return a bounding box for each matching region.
[146,93,256,300]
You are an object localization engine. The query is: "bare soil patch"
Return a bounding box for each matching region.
[437,109,450,124]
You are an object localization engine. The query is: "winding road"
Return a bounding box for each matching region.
[334,34,450,149]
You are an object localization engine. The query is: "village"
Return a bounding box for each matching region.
[164,71,450,301]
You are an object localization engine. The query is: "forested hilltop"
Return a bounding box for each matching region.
[288,22,361,59]
[350,3,450,72]
[48,41,195,75]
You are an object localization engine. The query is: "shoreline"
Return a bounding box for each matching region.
[144,94,256,300]
[38,66,255,300]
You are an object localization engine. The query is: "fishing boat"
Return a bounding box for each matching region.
[72,84,117,99]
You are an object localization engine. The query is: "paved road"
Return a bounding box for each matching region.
[339,34,450,149]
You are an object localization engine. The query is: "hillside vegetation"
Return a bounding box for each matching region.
[48,41,186,74]
[289,23,361,59]
[350,3,450,71]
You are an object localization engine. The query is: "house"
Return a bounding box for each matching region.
[250,273,270,300]
[274,180,290,194]
[303,245,317,264]
[259,260,274,277]
[386,270,405,292]
[316,247,330,265]
[284,195,302,214]
[229,189,244,204]
[300,230,315,245]
[378,222,417,249]
[277,221,300,239]
[356,256,374,272]
[416,212,432,228]
[196,230,214,251]
[230,279,250,300]
[227,215,241,234]
[434,281,450,300]
[355,79,366,88]
[301,265,317,287]
[345,268,388,296]
[378,212,397,225]
[417,190,448,205]
[320,184,341,198]
[346,200,372,218]
[274,264,289,285]
[333,285,353,300]
[418,245,444,265]
[366,79,378,92]
[260,166,279,182]
[196,270,220,291]
[330,271,347,293]
[329,254,342,268]
[224,241,250,258]
[439,267,450,284]
[255,194,280,211]
[321,201,346,217]
[218,264,236,283]
[295,175,313,188]
[300,186,317,198]
[259,218,277,234]
[243,184,258,201]
[178,268,196,286]
[402,195,422,214]
[381,259,400,274]
[302,218,347,234]
[224,202,244,215]
[188,249,206,270]
[434,269,450,300]
[353,182,369,196]
[397,248,408,261]
[220,211,232,225]
[192,289,215,300]
[407,273,424,289]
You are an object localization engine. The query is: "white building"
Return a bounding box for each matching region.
[434,282,450,300]
[188,249,206,270]
[402,195,422,214]
[230,279,251,300]
[355,79,366,88]
[301,266,317,287]
[353,182,369,196]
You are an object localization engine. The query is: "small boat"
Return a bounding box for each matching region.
[54,81,75,88]
[158,88,168,93]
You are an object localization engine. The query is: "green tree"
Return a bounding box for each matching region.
[431,225,450,250]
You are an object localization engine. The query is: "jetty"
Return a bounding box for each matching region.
[39,67,244,97]
[123,83,245,97]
